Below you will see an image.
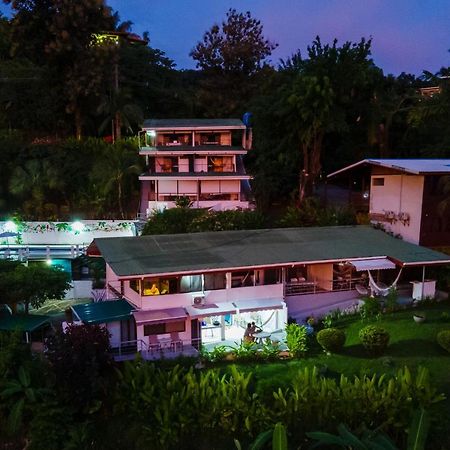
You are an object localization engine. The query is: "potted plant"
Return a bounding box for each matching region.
[413,313,426,323]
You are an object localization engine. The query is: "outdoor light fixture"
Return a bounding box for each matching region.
[71,221,84,233]
[46,259,52,265]
[146,130,156,137]
[4,221,17,233]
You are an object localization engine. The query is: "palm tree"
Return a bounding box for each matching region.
[1,366,49,433]
[97,87,143,142]
[9,159,63,219]
[91,140,141,218]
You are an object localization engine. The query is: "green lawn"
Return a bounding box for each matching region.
[228,302,450,446]
[242,302,450,383]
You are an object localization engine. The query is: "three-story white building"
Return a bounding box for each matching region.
[138,119,253,217]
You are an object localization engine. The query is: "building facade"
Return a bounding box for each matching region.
[86,226,450,356]
[138,119,253,217]
[328,159,450,247]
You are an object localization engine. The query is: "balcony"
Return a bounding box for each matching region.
[285,277,367,296]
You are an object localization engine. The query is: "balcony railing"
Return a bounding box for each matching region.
[111,338,202,361]
[285,277,366,296]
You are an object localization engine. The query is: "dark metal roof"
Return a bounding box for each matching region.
[142,119,245,129]
[94,226,450,277]
[0,313,51,332]
[72,300,134,324]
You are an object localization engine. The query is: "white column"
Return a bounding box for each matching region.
[421,266,426,300]
[226,272,232,290]
[220,315,225,341]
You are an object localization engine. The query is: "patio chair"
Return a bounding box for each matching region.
[355,284,369,296]
[148,335,161,353]
[170,332,183,352]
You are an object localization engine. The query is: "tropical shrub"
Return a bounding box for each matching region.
[202,344,229,362]
[232,340,259,362]
[316,328,345,353]
[437,330,450,353]
[45,324,114,412]
[385,287,399,312]
[112,363,268,449]
[260,338,281,361]
[272,366,443,445]
[359,325,390,355]
[359,296,381,321]
[285,323,308,357]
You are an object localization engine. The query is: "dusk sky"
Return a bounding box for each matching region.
[1,0,450,75]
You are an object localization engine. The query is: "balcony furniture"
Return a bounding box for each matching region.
[285,280,318,295]
[253,331,271,345]
[201,324,222,337]
[170,332,183,352]
[355,284,369,296]
[410,280,436,300]
[171,340,183,352]
[159,337,172,350]
[148,342,161,353]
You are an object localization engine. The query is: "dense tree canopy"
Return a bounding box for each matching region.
[0,4,449,217]
[0,260,71,313]
[190,8,277,117]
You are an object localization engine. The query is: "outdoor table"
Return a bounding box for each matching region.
[201,324,221,337]
[253,331,271,344]
[159,337,172,350]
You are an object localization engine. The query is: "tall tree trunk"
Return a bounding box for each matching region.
[299,142,309,205]
[309,133,323,195]
[115,112,121,142]
[75,108,82,140]
[118,175,124,218]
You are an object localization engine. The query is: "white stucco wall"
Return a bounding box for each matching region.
[135,283,283,311]
[0,220,136,246]
[64,280,93,300]
[370,174,424,244]
[107,321,122,348]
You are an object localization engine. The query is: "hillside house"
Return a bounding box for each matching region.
[328,159,450,248]
[138,118,253,217]
[84,226,450,358]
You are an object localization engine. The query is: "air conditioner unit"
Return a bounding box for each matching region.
[192,295,206,306]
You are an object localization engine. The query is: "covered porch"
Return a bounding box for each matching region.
[187,298,287,346]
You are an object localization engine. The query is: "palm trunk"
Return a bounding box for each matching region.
[118,176,124,218]
[299,141,310,205]
[75,108,82,140]
[115,112,121,142]
[309,133,323,195]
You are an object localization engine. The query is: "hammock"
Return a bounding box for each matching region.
[368,267,403,297]
[237,311,276,329]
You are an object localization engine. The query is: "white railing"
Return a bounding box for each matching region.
[112,338,202,360]
[112,339,147,358]
[285,278,366,296]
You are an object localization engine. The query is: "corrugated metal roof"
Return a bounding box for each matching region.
[72,300,134,324]
[94,226,450,277]
[0,313,51,332]
[328,159,450,177]
[142,119,245,129]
